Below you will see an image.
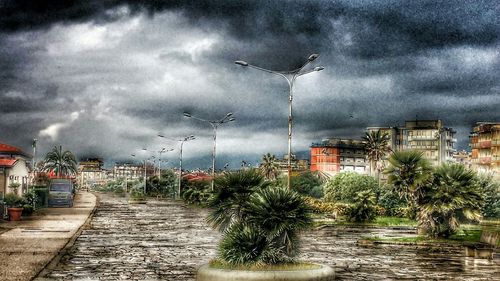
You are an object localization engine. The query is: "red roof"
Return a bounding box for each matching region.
[182,172,213,182]
[0,143,29,157]
[0,158,18,167]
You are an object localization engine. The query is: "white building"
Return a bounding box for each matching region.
[0,143,32,197]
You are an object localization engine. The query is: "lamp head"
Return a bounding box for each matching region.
[228,117,236,122]
[225,112,233,117]
[235,60,248,66]
[314,66,325,71]
[308,53,320,61]
[158,134,165,138]
[183,112,192,118]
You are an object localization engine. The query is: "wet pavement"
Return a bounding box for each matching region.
[36,193,499,280]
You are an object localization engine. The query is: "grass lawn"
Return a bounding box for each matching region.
[313,216,417,228]
[364,228,483,244]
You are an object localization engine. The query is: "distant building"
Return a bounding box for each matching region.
[273,154,309,175]
[469,122,499,177]
[78,158,108,188]
[0,143,32,197]
[452,150,472,169]
[367,119,456,167]
[112,163,145,180]
[310,138,368,176]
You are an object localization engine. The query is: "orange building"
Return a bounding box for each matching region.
[310,139,367,176]
[469,122,499,178]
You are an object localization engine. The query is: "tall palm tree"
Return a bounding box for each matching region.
[260,153,279,180]
[419,163,483,238]
[42,146,78,176]
[363,130,392,178]
[384,150,432,205]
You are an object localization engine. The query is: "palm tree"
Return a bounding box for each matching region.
[418,163,483,238]
[206,169,269,232]
[363,130,392,178]
[260,153,279,180]
[42,146,78,176]
[384,150,432,213]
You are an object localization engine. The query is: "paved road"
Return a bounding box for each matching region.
[37,193,499,280]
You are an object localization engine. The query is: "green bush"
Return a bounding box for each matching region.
[23,189,38,206]
[129,188,145,200]
[22,204,34,216]
[378,185,408,217]
[33,186,48,207]
[4,193,26,207]
[208,170,312,266]
[302,197,350,216]
[182,179,211,205]
[347,190,377,222]
[477,174,500,218]
[324,172,379,203]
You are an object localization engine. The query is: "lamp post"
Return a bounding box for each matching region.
[131,152,155,194]
[183,112,235,191]
[235,54,323,189]
[158,134,195,198]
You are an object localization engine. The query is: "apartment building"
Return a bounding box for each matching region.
[367,119,456,166]
[310,138,368,176]
[469,122,499,177]
[78,158,108,188]
[113,163,146,180]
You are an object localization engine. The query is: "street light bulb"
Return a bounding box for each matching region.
[183,112,192,118]
[142,148,147,151]
[158,134,164,138]
[226,112,233,117]
[235,60,248,66]
[308,53,320,61]
[229,118,236,122]
[131,154,136,157]
[314,66,325,71]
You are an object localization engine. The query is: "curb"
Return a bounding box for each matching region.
[32,192,99,280]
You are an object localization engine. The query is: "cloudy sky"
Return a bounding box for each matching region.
[0,0,499,169]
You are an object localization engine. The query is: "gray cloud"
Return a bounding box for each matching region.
[0,1,499,168]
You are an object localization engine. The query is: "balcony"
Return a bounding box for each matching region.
[408,135,436,141]
[480,140,492,149]
[479,157,492,165]
[492,140,500,146]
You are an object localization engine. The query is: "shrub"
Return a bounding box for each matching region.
[129,188,145,200]
[33,186,49,207]
[477,174,500,218]
[347,190,377,222]
[378,185,408,217]
[22,204,34,216]
[4,193,26,208]
[324,172,379,203]
[302,197,350,216]
[208,170,312,266]
[23,189,38,206]
[182,179,211,205]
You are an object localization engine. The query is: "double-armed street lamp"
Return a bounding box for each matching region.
[183,112,235,191]
[147,147,174,177]
[235,54,324,189]
[158,134,195,198]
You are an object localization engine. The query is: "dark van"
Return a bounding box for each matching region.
[48,179,74,207]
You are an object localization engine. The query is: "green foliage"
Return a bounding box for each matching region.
[290,171,324,198]
[378,185,408,217]
[129,188,145,200]
[33,186,48,207]
[8,182,20,193]
[363,130,392,176]
[182,179,211,205]
[23,189,38,206]
[22,204,34,216]
[418,163,483,238]
[347,190,377,222]
[477,174,500,218]
[4,193,26,207]
[146,170,178,197]
[302,197,350,216]
[208,169,312,265]
[384,150,432,203]
[324,172,379,203]
[42,145,78,176]
[207,169,269,232]
[260,153,280,180]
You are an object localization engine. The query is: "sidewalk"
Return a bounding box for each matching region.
[0,192,96,281]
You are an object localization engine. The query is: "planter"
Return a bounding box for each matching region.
[7,207,24,221]
[196,263,335,281]
[127,198,147,204]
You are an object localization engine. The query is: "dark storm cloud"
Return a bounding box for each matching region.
[0,0,499,167]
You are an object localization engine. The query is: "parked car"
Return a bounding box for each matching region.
[48,179,74,207]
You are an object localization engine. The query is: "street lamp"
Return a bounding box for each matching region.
[183,112,235,190]
[158,134,195,198]
[145,147,174,177]
[235,54,323,189]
